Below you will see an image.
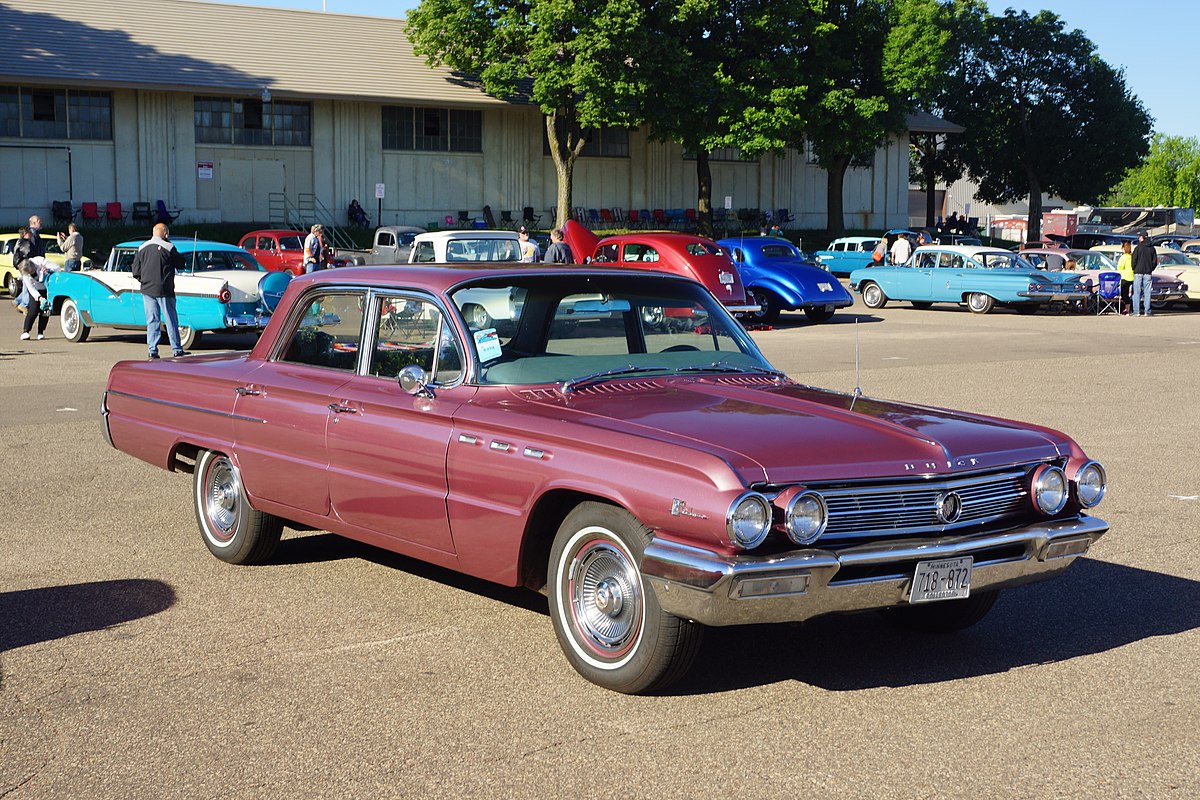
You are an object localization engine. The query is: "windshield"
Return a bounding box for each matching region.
[446,238,520,262]
[448,275,774,386]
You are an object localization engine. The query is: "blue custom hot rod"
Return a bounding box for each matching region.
[718,235,854,324]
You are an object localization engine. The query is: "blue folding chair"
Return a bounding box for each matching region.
[1095,272,1122,315]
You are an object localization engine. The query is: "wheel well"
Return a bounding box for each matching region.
[169,442,203,474]
[517,489,619,592]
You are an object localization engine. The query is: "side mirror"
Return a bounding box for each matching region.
[398,364,434,398]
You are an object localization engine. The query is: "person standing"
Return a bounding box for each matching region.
[889,232,912,265]
[17,261,50,341]
[1130,232,1157,317]
[57,223,84,271]
[131,223,186,359]
[11,227,33,312]
[27,215,45,259]
[1116,240,1134,315]
[542,228,575,264]
[518,226,540,263]
[303,224,327,273]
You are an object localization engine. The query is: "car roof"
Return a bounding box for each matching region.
[298,263,694,294]
[914,245,1014,257]
[115,239,250,253]
[716,235,795,248]
[413,230,518,242]
[827,236,878,244]
[240,229,304,237]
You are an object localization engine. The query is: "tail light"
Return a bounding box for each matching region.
[218,286,231,304]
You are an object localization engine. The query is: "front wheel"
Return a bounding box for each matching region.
[548,502,703,694]
[59,298,90,343]
[747,287,781,324]
[967,292,995,314]
[193,450,282,565]
[880,589,1000,632]
[861,282,888,309]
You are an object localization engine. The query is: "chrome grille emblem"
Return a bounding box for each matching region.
[936,491,963,524]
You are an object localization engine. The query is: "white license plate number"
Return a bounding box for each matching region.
[909,556,973,603]
[719,271,735,285]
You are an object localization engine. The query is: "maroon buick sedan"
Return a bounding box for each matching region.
[102,265,1108,693]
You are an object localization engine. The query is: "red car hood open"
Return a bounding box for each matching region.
[562,219,601,260]
[504,378,1068,484]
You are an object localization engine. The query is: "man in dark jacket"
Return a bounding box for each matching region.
[542,228,575,264]
[131,223,187,358]
[1130,232,1157,317]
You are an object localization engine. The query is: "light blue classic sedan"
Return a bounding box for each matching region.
[48,239,280,348]
[719,236,854,323]
[849,245,1091,314]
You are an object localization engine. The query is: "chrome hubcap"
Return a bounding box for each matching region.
[570,540,641,654]
[205,459,240,541]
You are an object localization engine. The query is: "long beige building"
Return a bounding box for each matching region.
[0,0,912,231]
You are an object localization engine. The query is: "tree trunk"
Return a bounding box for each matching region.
[923,136,937,228]
[825,155,850,237]
[695,151,713,240]
[545,113,585,231]
[1026,171,1042,242]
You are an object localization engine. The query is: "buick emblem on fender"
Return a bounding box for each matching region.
[936,491,963,524]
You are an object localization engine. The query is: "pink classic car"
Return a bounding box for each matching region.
[102,265,1108,693]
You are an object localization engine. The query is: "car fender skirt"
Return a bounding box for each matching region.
[641,515,1108,626]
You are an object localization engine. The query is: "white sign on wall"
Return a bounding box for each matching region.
[197,161,214,180]
[375,183,386,199]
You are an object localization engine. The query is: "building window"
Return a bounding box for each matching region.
[194,96,311,146]
[382,106,481,152]
[543,122,630,158]
[0,86,112,140]
[682,146,756,162]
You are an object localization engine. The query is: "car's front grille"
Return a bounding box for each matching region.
[808,465,1036,542]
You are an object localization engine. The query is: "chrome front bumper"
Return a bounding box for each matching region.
[641,515,1108,626]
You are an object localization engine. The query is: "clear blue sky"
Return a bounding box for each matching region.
[219,0,1197,139]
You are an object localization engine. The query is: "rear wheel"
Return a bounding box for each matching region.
[861,282,888,309]
[967,292,995,314]
[5,272,20,298]
[463,303,493,330]
[193,450,282,565]
[881,589,1000,632]
[548,502,702,694]
[59,298,90,343]
[177,326,200,351]
[747,287,781,324]
[803,306,836,323]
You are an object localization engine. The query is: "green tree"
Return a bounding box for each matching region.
[942,9,1151,240]
[405,0,659,228]
[1107,134,1200,209]
[640,1,819,238]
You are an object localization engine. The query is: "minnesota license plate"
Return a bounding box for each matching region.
[909,556,972,603]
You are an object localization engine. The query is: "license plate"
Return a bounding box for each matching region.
[824,304,834,312]
[818,282,833,292]
[909,556,972,603]
[719,271,734,285]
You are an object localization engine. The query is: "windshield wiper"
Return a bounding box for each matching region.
[677,361,788,380]
[561,365,670,393]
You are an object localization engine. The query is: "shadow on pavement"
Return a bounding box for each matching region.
[676,558,1200,694]
[0,578,176,653]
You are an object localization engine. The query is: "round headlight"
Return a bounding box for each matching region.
[785,491,827,545]
[1032,465,1068,515]
[727,492,771,550]
[1074,461,1107,508]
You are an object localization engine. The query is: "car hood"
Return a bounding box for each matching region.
[505,378,1069,484]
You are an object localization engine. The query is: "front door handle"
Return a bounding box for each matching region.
[328,402,356,414]
[235,386,261,396]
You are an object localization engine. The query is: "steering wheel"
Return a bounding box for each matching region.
[660,344,700,352]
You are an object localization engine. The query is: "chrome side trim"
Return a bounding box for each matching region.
[106,389,265,424]
[100,391,115,448]
[641,515,1108,626]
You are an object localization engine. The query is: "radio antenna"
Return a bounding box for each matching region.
[849,319,862,411]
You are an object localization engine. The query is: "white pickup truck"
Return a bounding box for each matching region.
[336,225,427,265]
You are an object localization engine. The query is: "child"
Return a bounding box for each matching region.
[19,261,49,341]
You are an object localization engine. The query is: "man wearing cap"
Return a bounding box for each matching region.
[1130,231,1157,317]
[518,226,540,263]
[303,224,327,273]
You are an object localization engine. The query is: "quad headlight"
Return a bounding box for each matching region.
[727,492,772,549]
[785,491,828,545]
[1031,465,1068,515]
[1074,461,1107,508]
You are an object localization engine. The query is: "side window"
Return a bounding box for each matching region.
[413,241,435,263]
[938,252,964,269]
[377,232,396,248]
[111,250,136,273]
[279,291,367,371]
[594,244,619,263]
[833,242,845,252]
[624,244,659,262]
[914,251,937,269]
[258,236,276,251]
[370,295,462,384]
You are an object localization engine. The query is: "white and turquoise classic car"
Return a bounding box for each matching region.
[813,236,881,276]
[48,239,278,348]
[849,245,1091,314]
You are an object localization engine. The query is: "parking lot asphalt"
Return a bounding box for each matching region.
[2,302,1198,798]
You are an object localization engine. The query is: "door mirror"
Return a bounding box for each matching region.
[398,364,433,398]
